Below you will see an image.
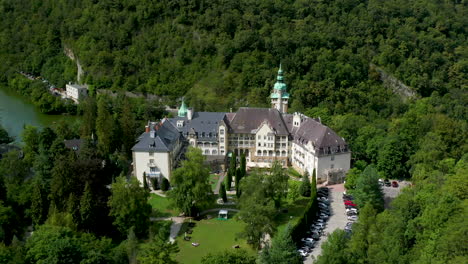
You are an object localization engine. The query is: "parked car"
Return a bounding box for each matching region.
[384,179,391,186]
[297,249,308,257]
[344,201,357,207]
[347,215,358,221]
[392,181,399,188]
[346,208,358,213]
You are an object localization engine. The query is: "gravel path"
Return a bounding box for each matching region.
[214,172,226,194]
[304,184,347,263]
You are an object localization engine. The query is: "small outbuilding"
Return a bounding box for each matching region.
[218,210,228,219]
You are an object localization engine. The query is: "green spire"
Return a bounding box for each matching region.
[277,63,283,81]
[273,64,286,91]
[178,100,188,117]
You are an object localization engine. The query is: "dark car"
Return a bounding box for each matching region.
[384,179,391,186]
[392,181,399,188]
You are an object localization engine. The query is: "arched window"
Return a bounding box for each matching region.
[212,150,217,155]
[281,150,286,157]
[263,150,267,156]
[257,150,261,156]
[205,149,210,155]
[275,151,280,156]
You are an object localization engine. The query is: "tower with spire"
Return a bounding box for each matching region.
[270,64,289,113]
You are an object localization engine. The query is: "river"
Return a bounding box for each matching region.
[0,86,76,142]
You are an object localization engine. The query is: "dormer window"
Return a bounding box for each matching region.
[177,120,184,127]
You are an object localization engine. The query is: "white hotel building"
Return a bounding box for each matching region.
[132,66,351,186]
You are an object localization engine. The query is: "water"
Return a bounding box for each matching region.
[0,86,76,142]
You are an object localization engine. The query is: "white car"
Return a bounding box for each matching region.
[347,215,358,221]
[297,249,308,257]
[346,208,358,212]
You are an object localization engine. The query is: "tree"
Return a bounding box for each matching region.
[31,180,48,227]
[258,224,302,264]
[0,125,13,144]
[264,161,289,208]
[299,171,311,197]
[225,169,232,190]
[237,172,276,249]
[311,169,317,199]
[80,97,97,139]
[96,97,116,156]
[235,168,242,198]
[230,152,237,170]
[108,176,152,238]
[240,152,246,177]
[137,236,179,264]
[201,249,256,264]
[80,182,94,232]
[351,165,384,212]
[219,183,227,203]
[143,172,149,191]
[315,230,350,264]
[168,147,212,216]
[119,99,136,158]
[344,168,361,190]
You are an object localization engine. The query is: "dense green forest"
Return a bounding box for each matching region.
[0,0,466,110]
[0,0,467,263]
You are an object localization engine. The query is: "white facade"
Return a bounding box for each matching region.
[133,151,171,184]
[66,83,87,103]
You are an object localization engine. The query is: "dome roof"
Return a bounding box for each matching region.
[274,81,287,91]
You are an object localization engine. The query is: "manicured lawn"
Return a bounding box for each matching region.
[148,194,179,217]
[176,216,256,264]
[209,174,220,191]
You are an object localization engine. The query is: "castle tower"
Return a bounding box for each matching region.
[270,64,289,113]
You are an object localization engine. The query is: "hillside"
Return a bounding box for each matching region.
[0,0,466,111]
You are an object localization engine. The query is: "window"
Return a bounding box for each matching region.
[220,129,225,135]
[205,149,210,155]
[220,137,224,143]
[212,150,217,155]
[149,159,154,164]
[150,167,158,172]
[149,152,154,157]
[331,164,334,169]
[177,120,184,127]
[221,150,225,155]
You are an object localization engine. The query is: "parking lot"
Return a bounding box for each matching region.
[303,184,348,264]
[382,180,411,209]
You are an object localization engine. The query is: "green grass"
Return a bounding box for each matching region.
[209,174,220,191]
[176,216,256,264]
[148,194,179,217]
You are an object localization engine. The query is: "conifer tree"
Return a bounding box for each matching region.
[220,183,227,203]
[240,152,246,177]
[142,172,149,191]
[225,169,232,190]
[300,171,311,197]
[31,181,48,226]
[311,169,317,198]
[80,182,94,231]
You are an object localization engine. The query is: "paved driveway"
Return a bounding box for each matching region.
[304,184,347,263]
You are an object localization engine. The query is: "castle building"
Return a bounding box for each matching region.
[132,66,351,186]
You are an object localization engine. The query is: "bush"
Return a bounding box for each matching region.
[151,178,159,190]
[160,178,170,191]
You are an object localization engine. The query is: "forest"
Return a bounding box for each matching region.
[0,0,466,263]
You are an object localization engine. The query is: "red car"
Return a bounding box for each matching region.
[392,181,399,188]
[344,200,357,207]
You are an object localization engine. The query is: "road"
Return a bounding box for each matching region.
[304,184,347,263]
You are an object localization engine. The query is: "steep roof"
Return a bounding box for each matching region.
[227,107,289,135]
[168,112,226,142]
[132,119,181,152]
[292,117,347,151]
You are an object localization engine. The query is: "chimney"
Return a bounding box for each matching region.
[145,125,150,133]
[150,130,155,138]
[187,108,193,120]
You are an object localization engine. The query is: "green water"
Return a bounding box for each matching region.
[0,86,76,142]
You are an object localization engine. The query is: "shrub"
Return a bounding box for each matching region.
[160,178,170,191]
